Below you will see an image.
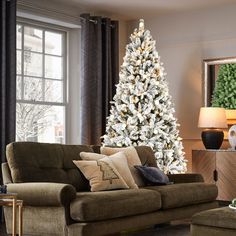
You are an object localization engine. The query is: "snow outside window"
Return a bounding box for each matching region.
[16,22,67,143]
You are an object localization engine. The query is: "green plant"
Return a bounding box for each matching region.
[211,63,236,109]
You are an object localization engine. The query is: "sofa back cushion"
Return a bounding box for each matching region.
[91,145,157,168]
[6,142,93,191]
[134,146,158,167]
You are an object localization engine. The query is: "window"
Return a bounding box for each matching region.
[16,22,67,143]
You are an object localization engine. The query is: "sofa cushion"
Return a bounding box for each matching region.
[134,146,158,167]
[145,183,218,209]
[101,146,145,186]
[134,165,169,185]
[70,188,161,222]
[80,152,138,189]
[73,158,129,192]
[6,142,94,191]
[92,146,158,168]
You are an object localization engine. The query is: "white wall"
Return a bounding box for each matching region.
[118,20,128,67]
[126,3,236,170]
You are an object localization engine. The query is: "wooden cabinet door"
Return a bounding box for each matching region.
[216,152,236,201]
[192,150,216,184]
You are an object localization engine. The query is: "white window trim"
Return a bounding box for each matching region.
[66,27,81,144]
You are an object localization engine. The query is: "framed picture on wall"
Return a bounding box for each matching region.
[203,57,236,107]
[203,57,236,124]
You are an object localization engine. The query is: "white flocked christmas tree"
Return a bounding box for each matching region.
[103,19,187,174]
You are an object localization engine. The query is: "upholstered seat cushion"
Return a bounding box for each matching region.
[192,207,236,230]
[145,183,218,210]
[70,189,161,222]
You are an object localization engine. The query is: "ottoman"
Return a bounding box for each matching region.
[191,207,236,236]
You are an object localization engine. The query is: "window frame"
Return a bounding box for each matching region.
[16,18,68,143]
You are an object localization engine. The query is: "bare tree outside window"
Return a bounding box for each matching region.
[16,23,66,143]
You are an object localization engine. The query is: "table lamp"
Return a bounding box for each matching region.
[198,107,227,149]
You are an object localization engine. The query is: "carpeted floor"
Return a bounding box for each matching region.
[0,220,190,236]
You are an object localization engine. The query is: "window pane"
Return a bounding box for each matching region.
[24,26,43,52]
[24,77,43,101]
[16,76,22,100]
[45,55,62,79]
[45,31,62,56]
[17,50,21,74]
[45,80,63,102]
[16,103,65,143]
[17,25,22,49]
[16,22,66,144]
[24,52,42,77]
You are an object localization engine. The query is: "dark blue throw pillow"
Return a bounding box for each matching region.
[134,165,170,185]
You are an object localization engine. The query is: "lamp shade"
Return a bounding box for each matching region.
[198,107,227,129]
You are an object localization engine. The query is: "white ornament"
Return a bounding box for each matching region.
[228,125,236,150]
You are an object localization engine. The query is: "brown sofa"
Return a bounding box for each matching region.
[2,142,218,236]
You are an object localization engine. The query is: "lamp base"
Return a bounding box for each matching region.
[201,130,224,149]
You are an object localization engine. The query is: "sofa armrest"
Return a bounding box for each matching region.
[2,163,13,184]
[167,173,204,184]
[7,183,76,206]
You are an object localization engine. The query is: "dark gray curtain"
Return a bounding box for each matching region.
[0,0,16,222]
[80,13,119,145]
[0,0,16,165]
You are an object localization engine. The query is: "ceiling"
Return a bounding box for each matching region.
[54,0,236,20]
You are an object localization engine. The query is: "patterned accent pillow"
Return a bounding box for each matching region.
[134,165,170,185]
[100,146,145,187]
[73,157,129,192]
[80,151,138,189]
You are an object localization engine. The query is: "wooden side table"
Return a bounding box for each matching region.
[192,149,236,201]
[0,193,23,236]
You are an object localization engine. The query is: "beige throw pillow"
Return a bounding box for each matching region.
[73,157,129,192]
[80,152,138,189]
[100,146,145,187]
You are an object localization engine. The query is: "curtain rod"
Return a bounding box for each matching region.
[80,16,116,27]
